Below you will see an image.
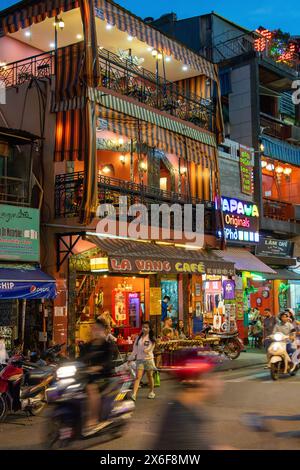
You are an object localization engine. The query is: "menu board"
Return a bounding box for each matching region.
[239,145,254,195]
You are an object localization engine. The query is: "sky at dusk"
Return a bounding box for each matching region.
[0,0,299,35]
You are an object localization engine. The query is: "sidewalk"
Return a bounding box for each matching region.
[216,348,266,372]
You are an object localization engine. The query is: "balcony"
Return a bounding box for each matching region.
[98,49,215,131]
[0,51,54,87]
[0,46,215,132]
[55,172,215,232]
[263,198,295,222]
[0,176,29,206]
[262,197,300,235]
[260,113,292,141]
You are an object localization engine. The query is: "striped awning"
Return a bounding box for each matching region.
[98,107,215,164]
[262,135,300,166]
[0,0,216,81]
[86,236,235,276]
[54,106,216,166]
[92,91,216,147]
[0,0,79,34]
[94,0,216,81]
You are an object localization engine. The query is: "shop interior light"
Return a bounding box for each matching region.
[275,166,284,174]
[119,155,126,164]
[24,30,31,37]
[140,161,147,171]
[106,23,113,30]
[261,160,267,168]
[118,137,124,145]
[283,167,292,175]
[127,35,134,41]
[76,34,82,39]
[157,52,163,60]
[259,143,265,152]
[147,46,153,52]
[58,18,65,29]
[49,43,55,49]
[266,163,275,171]
[180,166,187,175]
[102,165,111,174]
[251,273,266,281]
[165,56,171,62]
[151,49,158,57]
[182,65,188,71]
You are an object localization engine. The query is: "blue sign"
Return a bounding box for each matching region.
[0,266,56,300]
[217,196,260,244]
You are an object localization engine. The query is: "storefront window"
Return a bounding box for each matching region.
[161,279,178,322]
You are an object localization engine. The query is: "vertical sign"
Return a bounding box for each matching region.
[150,287,162,316]
[239,145,254,195]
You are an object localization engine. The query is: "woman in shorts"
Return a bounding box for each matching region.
[128,321,156,401]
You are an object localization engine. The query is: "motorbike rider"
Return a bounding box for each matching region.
[272,312,296,358]
[80,318,115,436]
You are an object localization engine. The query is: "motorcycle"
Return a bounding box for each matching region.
[43,360,135,449]
[201,325,244,360]
[0,356,55,422]
[267,333,299,380]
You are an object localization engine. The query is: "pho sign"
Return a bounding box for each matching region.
[0,204,40,262]
[217,197,260,244]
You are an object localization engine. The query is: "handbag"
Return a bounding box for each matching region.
[153,370,160,387]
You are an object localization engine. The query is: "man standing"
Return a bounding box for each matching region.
[263,308,277,349]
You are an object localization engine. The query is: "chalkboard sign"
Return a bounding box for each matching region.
[256,238,294,258]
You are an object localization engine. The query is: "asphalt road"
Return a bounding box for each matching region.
[1,365,300,450]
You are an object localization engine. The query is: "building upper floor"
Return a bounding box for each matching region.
[0,127,42,209]
[0,0,223,137]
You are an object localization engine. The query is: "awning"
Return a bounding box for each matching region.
[262,135,300,166]
[0,0,216,81]
[215,248,276,274]
[264,269,300,281]
[0,265,56,300]
[86,236,235,276]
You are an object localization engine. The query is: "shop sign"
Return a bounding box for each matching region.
[150,287,162,316]
[255,238,294,258]
[0,204,40,262]
[217,197,260,244]
[109,257,235,276]
[239,145,254,195]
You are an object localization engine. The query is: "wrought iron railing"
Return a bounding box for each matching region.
[0,176,29,206]
[0,51,54,87]
[263,197,295,222]
[98,48,215,130]
[0,45,215,132]
[260,113,292,140]
[55,172,215,232]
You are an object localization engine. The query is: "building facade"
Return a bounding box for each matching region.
[0,1,236,351]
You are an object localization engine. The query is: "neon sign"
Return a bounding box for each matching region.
[217,197,260,244]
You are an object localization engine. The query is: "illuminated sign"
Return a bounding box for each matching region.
[217,197,260,244]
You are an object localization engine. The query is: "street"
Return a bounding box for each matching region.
[1,361,300,450]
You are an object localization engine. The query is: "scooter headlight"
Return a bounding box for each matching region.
[274,333,284,342]
[56,365,77,379]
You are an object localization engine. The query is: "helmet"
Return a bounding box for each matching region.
[162,348,221,383]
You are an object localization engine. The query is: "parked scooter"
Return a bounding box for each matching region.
[43,361,135,449]
[267,332,299,380]
[0,355,55,422]
[201,325,244,360]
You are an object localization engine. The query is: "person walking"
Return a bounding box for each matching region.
[128,321,156,401]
